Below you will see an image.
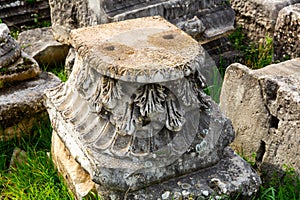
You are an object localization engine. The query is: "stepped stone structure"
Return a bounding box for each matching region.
[274,4,300,61]
[49,0,235,44]
[0,0,50,29]
[0,23,60,139]
[46,17,260,199]
[18,27,69,68]
[220,59,300,177]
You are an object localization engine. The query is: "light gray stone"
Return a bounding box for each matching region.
[49,0,234,44]
[231,0,300,41]
[46,17,260,199]
[220,59,300,176]
[18,27,69,68]
[274,4,300,61]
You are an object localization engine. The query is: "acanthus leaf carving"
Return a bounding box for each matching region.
[134,84,166,116]
[165,96,185,132]
[177,78,199,107]
[95,76,123,111]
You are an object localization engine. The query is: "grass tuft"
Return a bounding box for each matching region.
[0,116,74,199]
[228,27,274,69]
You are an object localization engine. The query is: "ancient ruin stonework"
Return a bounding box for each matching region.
[0,23,40,88]
[274,3,300,61]
[0,23,61,139]
[49,0,235,44]
[0,0,50,29]
[18,27,69,68]
[46,17,260,199]
[230,0,300,41]
[220,59,300,176]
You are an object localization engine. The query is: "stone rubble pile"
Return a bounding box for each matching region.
[0,23,60,139]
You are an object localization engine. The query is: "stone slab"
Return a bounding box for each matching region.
[274,3,300,61]
[18,27,69,68]
[220,58,300,176]
[0,72,61,139]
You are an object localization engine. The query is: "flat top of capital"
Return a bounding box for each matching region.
[70,16,202,83]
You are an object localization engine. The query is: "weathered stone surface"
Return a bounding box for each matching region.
[49,0,234,44]
[220,59,300,176]
[0,23,40,88]
[52,130,95,199]
[0,0,50,29]
[274,4,300,61]
[0,72,61,139]
[18,27,69,68]
[46,17,260,199]
[231,0,300,41]
[9,147,27,170]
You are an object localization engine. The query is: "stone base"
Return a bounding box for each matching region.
[52,130,260,200]
[0,72,60,140]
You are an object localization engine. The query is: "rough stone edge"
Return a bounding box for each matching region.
[51,130,95,200]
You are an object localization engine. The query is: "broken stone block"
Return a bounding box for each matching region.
[46,16,260,199]
[0,23,61,139]
[220,59,300,177]
[230,0,300,41]
[49,0,234,44]
[274,4,300,61]
[18,27,69,68]
[0,71,61,139]
[0,23,40,88]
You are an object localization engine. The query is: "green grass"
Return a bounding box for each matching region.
[0,116,75,200]
[228,27,274,69]
[42,64,68,82]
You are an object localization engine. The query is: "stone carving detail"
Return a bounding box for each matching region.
[46,17,261,199]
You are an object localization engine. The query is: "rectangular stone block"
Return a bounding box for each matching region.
[220,58,300,177]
